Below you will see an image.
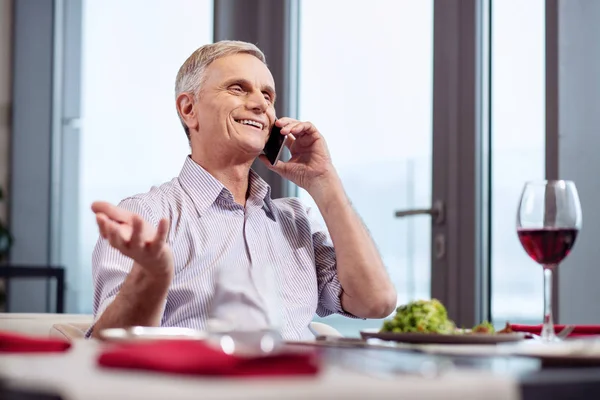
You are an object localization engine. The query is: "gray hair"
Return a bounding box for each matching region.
[174,40,267,140]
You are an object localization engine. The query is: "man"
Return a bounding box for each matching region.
[89,40,396,340]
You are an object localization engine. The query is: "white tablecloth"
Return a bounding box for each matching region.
[0,340,521,400]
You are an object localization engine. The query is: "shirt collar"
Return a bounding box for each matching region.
[178,156,277,220]
[248,168,277,221]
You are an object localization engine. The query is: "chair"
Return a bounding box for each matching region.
[0,265,66,313]
[308,321,343,337]
[0,313,343,340]
[0,313,93,338]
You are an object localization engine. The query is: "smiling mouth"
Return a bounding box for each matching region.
[235,119,264,131]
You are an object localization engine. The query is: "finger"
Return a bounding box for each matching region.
[106,221,127,252]
[148,218,169,252]
[259,154,292,176]
[284,134,296,151]
[289,121,317,136]
[96,213,109,239]
[129,215,144,249]
[281,122,303,135]
[91,201,132,224]
[275,117,298,128]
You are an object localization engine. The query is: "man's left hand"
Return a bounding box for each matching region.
[259,118,337,194]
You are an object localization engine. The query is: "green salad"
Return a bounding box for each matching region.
[380,299,496,335]
[380,299,456,334]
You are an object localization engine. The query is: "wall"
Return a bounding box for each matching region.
[8,0,54,312]
[557,0,600,323]
[0,0,11,223]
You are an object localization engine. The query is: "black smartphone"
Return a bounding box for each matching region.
[262,122,287,165]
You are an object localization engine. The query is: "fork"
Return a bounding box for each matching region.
[557,325,576,339]
[528,325,575,341]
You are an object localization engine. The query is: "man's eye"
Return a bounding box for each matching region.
[229,85,243,92]
[263,93,272,102]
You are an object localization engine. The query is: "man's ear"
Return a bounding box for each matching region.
[176,92,199,131]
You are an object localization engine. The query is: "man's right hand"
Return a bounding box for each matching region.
[91,201,173,277]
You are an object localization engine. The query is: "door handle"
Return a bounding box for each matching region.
[394,199,445,225]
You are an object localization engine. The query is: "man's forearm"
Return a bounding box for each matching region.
[91,263,172,338]
[308,173,397,318]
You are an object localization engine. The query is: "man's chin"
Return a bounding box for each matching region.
[227,128,268,156]
[232,143,265,162]
[239,139,267,156]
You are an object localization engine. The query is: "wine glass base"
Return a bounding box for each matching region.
[538,335,562,343]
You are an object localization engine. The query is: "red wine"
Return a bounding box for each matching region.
[517,228,578,265]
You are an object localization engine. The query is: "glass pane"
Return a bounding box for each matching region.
[298,0,433,336]
[490,0,546,325]
[70,0,213,313]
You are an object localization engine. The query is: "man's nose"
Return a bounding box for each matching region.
[246,90,268,112]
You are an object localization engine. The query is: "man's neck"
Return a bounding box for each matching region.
[190,153,252,206]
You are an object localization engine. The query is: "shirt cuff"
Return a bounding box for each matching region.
[316,277,365,320]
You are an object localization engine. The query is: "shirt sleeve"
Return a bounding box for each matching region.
[307,206,363,320]
[85,197,160,338]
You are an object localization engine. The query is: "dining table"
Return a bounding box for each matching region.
[2,337,600,400]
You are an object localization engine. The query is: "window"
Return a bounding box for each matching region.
[69,0,213,313]
[490,0,546,325]
[297,0,434,336]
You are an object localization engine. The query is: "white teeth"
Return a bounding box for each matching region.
[238,119,263,130]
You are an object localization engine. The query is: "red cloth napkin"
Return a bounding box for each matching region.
[0,330,71,353]
[510,324,600,337]
[98,340,320,377]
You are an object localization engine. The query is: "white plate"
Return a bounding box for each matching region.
[360,328,525,345]
[98,326,207,343]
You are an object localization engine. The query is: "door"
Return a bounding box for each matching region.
[297,0,485,335]
[296,0,434,336]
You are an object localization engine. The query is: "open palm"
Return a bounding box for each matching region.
[92,201,173,275]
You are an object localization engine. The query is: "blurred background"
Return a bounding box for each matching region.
[0,0,598,337]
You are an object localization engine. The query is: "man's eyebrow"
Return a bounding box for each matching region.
[223,78,250,88]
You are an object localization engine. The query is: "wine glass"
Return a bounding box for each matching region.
[207,260,283,354]
[517,180,582,342]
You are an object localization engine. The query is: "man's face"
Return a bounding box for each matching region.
[191,53,277,158]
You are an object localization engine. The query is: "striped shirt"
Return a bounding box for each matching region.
[89,156,354,340]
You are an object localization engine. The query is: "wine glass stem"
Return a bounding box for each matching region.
[542,265,557,341]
